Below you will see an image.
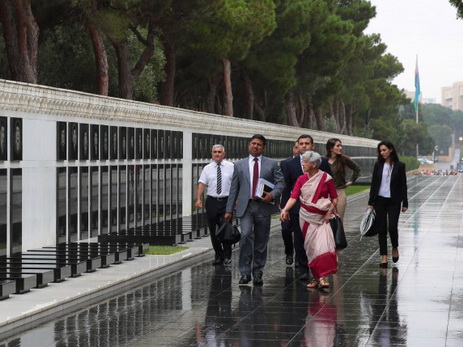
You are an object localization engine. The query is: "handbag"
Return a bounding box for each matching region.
[216,219,241,244]
[330,215,347,250]
[360,208,378,239]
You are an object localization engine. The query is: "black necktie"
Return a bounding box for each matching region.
[217,164,222,195]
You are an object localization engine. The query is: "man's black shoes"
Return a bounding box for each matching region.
[212,258,223,266]
[253,276,264,286]
[239,275,251,285]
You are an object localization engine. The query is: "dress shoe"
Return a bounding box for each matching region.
[392,248,399,263]
[212,258,223,266]
[285,255,293,266]
[379,262,388,269]
[239,275,251,285]
[223,258,232,266]
[253,276,264,286]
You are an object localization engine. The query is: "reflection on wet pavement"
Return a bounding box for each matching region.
[2,175,463,346]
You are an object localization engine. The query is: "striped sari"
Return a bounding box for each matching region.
[298,171,338,280]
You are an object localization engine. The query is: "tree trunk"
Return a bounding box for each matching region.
[254,90,267,122]
[0,0,39,83]
[314,108,325,131]
[88,26,109,95]
[222,58,233,117]
[87,0,108,95]
[285,92,299,127]
[160,38,175,106]
[307,100,314,129]
[243,73,254,120]
[112,40,133,99]
[206,75,221,114]
[297,95,305,127]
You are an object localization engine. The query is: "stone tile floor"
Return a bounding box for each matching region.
[1,175,463,346]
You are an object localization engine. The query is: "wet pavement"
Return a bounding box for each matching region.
[1,175,463,346]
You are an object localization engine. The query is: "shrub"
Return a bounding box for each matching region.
[401,156,420,171]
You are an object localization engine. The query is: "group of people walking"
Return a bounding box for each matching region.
[196,134,408,288]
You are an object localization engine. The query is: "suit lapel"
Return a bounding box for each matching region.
[297,155,303,175]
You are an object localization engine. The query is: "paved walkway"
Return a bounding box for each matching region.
[1,175,463,346]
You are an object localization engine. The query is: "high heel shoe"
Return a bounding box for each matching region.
[392,248,399,263]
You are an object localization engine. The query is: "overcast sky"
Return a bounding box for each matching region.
[364,0,463,103]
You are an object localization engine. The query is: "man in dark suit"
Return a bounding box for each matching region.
[225,134,285,286]
[280,141,299,266]
[280,135,331,280]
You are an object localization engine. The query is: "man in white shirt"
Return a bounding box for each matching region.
[196,144,235,265]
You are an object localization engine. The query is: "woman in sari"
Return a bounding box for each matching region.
[280,151,338,289]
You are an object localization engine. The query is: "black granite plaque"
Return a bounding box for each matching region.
[143,165,151,226]
[110,126,118,160]
[10,118,22,161]
[0,117,7,161]
[144,129,150,159]
[101,125,109,160]
[57,122,67,161]
[68,123,78,160]
[80,124,89,160]
[151,129,157,159]
[68,167,78,242]
[90,167,99,237]
[101,166,109,234]
[10,169,22,254]
[119,127,127,160]
[80,167,89,239]
[0,170,6,256]
[136,128,142,160]
[110,166,118,232]
[119,166,127,231]
[128,128,135,160]
[90,124,99,160]
[57,168,66,243]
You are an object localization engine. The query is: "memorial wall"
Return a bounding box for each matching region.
[0,79,379,255]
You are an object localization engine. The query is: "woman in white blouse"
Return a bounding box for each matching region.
[367,141,408,268]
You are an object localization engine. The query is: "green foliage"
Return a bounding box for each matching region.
[0,0,426,146]
[401,119,434,156]
[345,185,370,196]
[146,245,188,255]
[428,124,453,153]
[400,156,420,171]
[449,0,463,19]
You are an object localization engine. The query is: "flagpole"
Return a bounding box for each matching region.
[414,55,420,157]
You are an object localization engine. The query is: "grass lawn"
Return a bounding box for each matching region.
[146,245,189,255]
[345,185,370,196]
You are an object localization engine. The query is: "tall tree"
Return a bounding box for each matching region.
[449,0,463,18]
[0,0,39,83]
[90,0,169,99]
[188,0,276,116]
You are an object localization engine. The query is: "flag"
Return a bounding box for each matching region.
[414,56,420,114]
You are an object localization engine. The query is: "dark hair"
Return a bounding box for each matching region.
[377,140,399,163]
[251,134,266,146]
[326,138,347,175]
[297,134,313,144]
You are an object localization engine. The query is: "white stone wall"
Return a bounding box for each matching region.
[0,79,379,254]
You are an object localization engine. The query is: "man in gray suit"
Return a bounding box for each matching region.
[225,134,285,285]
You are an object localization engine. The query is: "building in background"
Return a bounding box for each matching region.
[441,81,463,111]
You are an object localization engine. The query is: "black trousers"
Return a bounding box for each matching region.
[374,197,401,256]
[291,213,310,275]
[206,196,232,260]
[281,220,294,256]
